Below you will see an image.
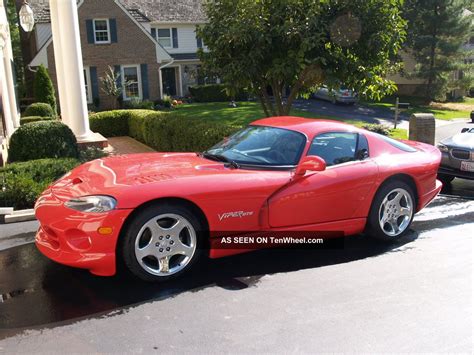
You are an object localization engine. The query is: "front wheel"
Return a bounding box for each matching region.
[120,203,206,282]
[366,181,415,242]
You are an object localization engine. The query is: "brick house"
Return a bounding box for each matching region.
[27,0,206,109]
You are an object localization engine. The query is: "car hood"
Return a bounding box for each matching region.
[441,133,474,149]
[50,153,291,201]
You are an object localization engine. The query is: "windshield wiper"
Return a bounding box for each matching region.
[198,152,240,169]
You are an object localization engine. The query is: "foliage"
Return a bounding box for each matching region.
[89,109,155,137]
[8,121,78,162]
[362,123,391,136]
[5,0,25,98]
[122,98,155,110]
[198,0,406,116]
[20,116,54,125]
[0,158,80,209]
[155,95,173,109]
[404,0,473,100]
[34,65,57,115]
[189,84,248,102]
[78,146,108,162]
[129,112,241,152]
[100,66,123,109]
[23,102,55,117]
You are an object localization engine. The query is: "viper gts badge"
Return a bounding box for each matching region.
[218,211,254,221]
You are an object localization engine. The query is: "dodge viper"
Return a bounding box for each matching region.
[35,117,442,281]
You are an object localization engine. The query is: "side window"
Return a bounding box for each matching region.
[356,134,370,159]
[308,132,358,166]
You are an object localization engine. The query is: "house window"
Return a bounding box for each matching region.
[121,65,142,100]
[93,19,110,44]
[157,28,172,48]
[83,67,92,104]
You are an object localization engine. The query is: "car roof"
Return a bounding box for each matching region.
[251,116,359,137]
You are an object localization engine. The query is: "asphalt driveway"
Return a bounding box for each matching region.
[0,194,472,353]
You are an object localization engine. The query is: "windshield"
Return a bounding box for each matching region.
[205,125,306,167]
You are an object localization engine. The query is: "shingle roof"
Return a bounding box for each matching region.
[120,0,206,23]
[29,0,206,24]
[171,52,199,60]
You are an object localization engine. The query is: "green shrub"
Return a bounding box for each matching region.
[8,121,79,162]
[128,111,241,152]
[78,146,108,162]
[89,109,155,137]
[23,102,55,118]
[0,158,80,209]
[189,84,229,102]
[20,116,54,125]
[34,65,57,115]
[122,99,155,110]
[362,123,390,136]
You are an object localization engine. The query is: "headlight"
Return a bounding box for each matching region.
[437,143,449,153]
[65,195,117,213]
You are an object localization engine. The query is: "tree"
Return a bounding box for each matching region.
[100,66,124,109]
[404,0,473,100]
[198,0,406,116]
[34,65,57,115]
[5,0,25,98]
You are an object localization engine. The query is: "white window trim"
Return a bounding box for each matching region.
[121,64,142,101]
[93,18,111,44]
[156,27,173,49]
[83,66,93,104]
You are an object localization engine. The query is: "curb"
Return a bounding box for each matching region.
[0,209,36,224]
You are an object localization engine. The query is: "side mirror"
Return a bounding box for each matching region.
[295,155,326,176]
[461,128,469,133]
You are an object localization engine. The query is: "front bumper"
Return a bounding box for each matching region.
[438,166,474,180]
[35,189,132,276]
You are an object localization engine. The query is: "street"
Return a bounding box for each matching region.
[0,192,472,352]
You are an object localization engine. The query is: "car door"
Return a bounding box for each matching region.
[268,132,378,227]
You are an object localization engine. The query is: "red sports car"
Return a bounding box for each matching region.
[35,117,442,281]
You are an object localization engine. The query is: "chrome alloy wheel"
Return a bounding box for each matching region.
[378,188,413,237]
[134,213,197,276]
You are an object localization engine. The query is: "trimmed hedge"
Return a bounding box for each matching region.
[0,158,80,209]
[189,84,248,102]
[89,109,241,152]
[129,112,241,152]
[20,116,54,125]
[89,109,155,137]
[23,102,55,118]
[8,121,79,162]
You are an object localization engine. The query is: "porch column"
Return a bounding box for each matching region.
[0,56,15,137]
[0,1,19,130]
[49,0,91,140]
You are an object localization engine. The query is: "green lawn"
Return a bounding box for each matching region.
[173,102,407,138]
[360,95,473,121]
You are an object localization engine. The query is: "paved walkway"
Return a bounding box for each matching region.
[105,136,155,155]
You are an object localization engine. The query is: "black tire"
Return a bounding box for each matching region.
[437,174,455,185]
[366,180,416,242]
[119,202,206,282]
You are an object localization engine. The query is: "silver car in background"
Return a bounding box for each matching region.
[313,86,357,105]
[437,127,474,184]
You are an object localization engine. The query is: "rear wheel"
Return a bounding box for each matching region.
[120,203,206,282]
[437,174,455,185]
[366,181,415,242]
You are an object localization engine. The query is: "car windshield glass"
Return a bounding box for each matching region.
[205,126,306,167]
